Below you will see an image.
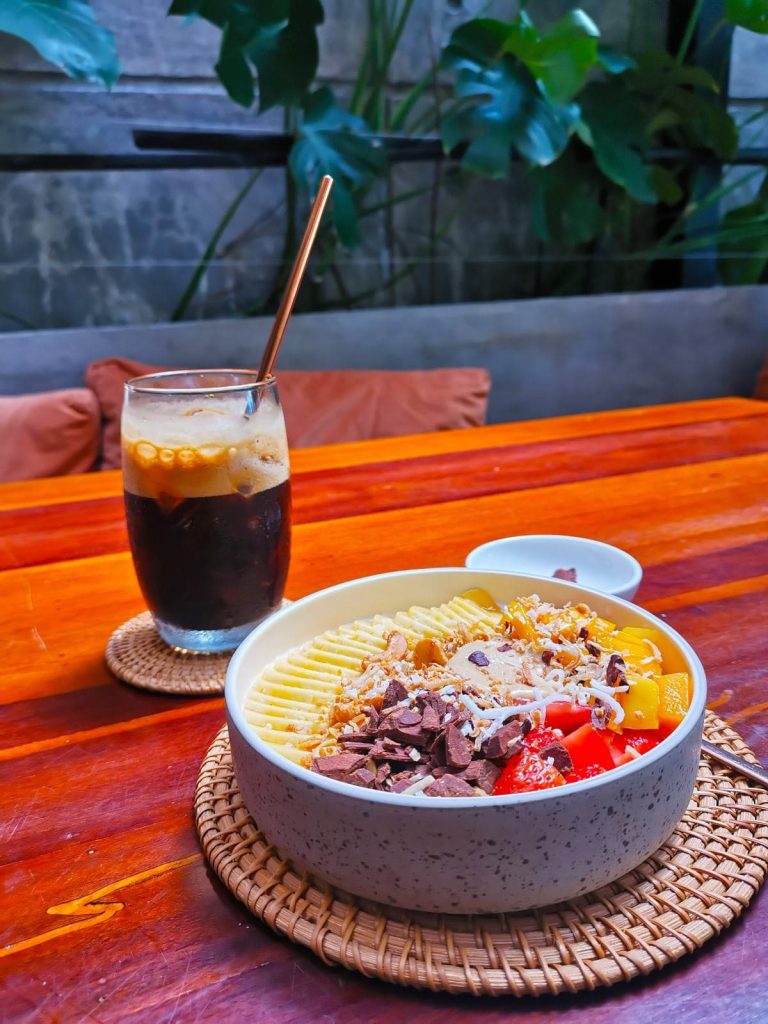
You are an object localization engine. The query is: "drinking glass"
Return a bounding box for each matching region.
[121,370,291,653]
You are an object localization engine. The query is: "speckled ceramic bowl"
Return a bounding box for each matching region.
[226,569,706,914]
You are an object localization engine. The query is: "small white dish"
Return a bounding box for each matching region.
[465,535,642,601]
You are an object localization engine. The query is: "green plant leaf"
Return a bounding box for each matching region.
[718,174,768,283]
[249,0,322,112]
[505,9,600,103]
[626,48,738,160]
[649,165,684,204]
[578,81,656,202]
[169,0,320,110]
[289,87,386,247]
[667,90,738,159]
[725,0,768,33]
[530,147,604,245]
[441,18,578,175]
[633,48,720,92]
[0,0,119,86]
[597,45,635,74]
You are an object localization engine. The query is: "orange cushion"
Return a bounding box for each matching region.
[86,358,491,469]
[0,388,100,482]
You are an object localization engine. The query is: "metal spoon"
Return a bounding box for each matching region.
[701,738,768,789]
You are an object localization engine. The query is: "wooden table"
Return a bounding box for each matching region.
[3,396,768,1023]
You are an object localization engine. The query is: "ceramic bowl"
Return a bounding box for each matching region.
[226,569,705,914]
[466,535,643,601]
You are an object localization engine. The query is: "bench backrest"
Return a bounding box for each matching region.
[3,287,766,423]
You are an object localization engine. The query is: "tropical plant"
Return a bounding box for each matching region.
[166,0,768,319]
[0,0,119,86]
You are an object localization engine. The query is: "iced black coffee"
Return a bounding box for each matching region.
[121,370,290,653]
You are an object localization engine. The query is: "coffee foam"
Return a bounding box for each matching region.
[122,392,289,498]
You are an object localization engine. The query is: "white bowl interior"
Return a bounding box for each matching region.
[227,568,705,786]
[465,535,642,597]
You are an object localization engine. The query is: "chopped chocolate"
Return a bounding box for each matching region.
[389,725,430,747]
[497,643,513,653]
[338,731,373,744]
[482,721,526,762]
[346,767,376,788]
[368,739,415,763]
[554,567,578,582]
[312,752,368,780]
[389,768,431,793]
[468,650,490,667]
[420,704,442,732]
[541,650,554,666]
[578,626,589,640]
[424,775,476,798]
[338,741,375,754]
[365,707,381,732]
[606,653,627,686]
[417,691,446,717]
[444,723,473,768]
[380,707,430,747]
[382,679,408,708]
[427,734,447,766]
[539,742,573,775]
[374,763,391,788]
[585,641,601,658]
[520,715,533,736]
[459,759,502,794]
[444,703,471,729]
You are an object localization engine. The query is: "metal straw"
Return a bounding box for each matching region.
[258,175,334,383]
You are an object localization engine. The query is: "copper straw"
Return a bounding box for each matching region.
[257,175,334,382]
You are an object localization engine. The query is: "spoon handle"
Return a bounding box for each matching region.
[701,738,768,789]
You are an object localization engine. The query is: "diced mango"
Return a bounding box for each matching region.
[623,627,662,642]
[658,673,690,729]
[619,676,660,730]
[603,632,661,674]
[460,587,500,612]
[504,609,538,643]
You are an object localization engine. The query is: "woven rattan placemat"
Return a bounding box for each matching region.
[194,712,768,996]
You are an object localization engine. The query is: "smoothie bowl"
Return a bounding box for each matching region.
[226,569,706,914]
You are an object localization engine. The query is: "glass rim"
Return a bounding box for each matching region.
[124,368,276,396]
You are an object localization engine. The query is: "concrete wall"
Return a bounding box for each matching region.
[3,286,766,424]
[0,0,663,332]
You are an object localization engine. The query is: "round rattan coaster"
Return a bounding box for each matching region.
[106,612,229,695]
[194,712,768,996]
[106,602,292,696]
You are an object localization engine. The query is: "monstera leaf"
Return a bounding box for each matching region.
[578,81,656,202]
[169,0,321,110]
[441,19,578,177]
[503,9,601,103]
[289,87,386,247]
[530,145,605,245]
[725,0,768,33]
[0,0,119,86]
[630,50,738,160]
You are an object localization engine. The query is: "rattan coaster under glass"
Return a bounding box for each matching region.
[194,711,768,996]
[106,603,291,696]
[106,611,229,695]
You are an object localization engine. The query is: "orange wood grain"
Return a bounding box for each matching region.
[1,396,763,513]
[2,405,767,573]
[3,397,768,1024]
